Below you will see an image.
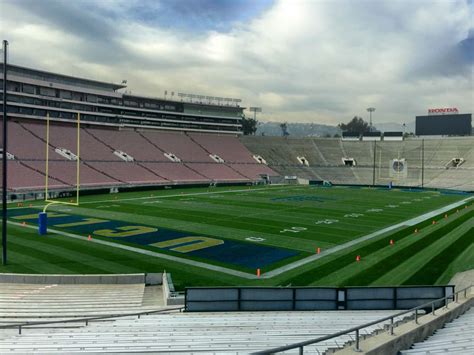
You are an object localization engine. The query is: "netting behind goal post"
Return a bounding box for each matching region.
[374,140,424,188]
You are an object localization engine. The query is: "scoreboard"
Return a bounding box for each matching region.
[415,113,472,136]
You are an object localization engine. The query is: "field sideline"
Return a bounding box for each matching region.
[3,185,473,289]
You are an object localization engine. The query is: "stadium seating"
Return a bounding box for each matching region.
[141,162,209,182]
[189,133,257,163]
[6,122,56,160]
[0,283,162,325]
[24,161,119,187]
[186,163,248,181]
[229,163,277,179]
[0,310,404,353]
[400,307,474,354]
[86,162,166,185]
[87,128,166,162]
[4,120,277,191]
[240,136,474,190]
[4,118,473,191]
[2,161,61,190]
[140,130,211,162]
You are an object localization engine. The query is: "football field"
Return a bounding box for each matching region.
[4,185,473,289]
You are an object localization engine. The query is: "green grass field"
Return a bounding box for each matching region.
[3,185,473,290]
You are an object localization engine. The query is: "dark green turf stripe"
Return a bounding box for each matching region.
[8,239,111,274]
[403,226,473,285]
[342,211,473,286]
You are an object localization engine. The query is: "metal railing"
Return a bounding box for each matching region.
[252,285,472,354]
[0,306,184,335]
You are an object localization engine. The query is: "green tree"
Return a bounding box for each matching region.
[241,115,258,135]
[338,116,370,134]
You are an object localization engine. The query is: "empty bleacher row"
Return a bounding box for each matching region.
[0,310,404,353]
[0,283,164,326]
[240,136,474,190]
[400,307,474,355]
[2,120,275,191]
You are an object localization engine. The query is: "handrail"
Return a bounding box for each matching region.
[252,284,472,354]
[0,306,184,335]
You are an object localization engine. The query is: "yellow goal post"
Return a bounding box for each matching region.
[42,112,81,214]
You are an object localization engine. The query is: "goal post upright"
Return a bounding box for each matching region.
[39,112,81,235]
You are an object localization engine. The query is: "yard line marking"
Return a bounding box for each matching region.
[6,185,294,210]
[71,185,298,206]
[263,196,473,278]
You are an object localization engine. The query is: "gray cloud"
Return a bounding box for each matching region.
[1,0,472,125]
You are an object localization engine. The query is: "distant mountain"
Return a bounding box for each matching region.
[374,121,416,134]
[256,122,341,137]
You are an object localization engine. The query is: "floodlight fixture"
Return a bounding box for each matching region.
[249,107,262,120]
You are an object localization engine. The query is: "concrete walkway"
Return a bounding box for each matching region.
[449,269,474,293]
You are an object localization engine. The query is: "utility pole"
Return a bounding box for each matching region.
[2,40,8,266]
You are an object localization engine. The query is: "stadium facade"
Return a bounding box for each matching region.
[0,63,244,134]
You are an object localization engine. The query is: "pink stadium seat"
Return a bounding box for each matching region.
[186,163,249,181]
[23,122,121,162]
[1,161,66,190]
[189,133,256,163]
[141,162,208,182]
[141,131,212,162]
[88,129,167,162]
[7,121,57,160]
[5,121,274,190]
[25,161,120,187]
[87,162,167,184]
[229,163,276,179]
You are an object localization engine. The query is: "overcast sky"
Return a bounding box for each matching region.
[1,0,472,125]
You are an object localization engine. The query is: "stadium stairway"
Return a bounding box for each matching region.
[0,310,405,354]
[334,286,473,355]
[400,307,474,354]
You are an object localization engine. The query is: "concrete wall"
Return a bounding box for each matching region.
[185,286,453,312]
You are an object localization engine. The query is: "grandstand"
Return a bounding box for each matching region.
[1,120,275,192]
[240,136,474,191]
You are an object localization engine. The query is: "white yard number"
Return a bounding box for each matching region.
[315,219,339,225]
[246,237,265,242]
[280,227,307,233]
[344,213,364,218]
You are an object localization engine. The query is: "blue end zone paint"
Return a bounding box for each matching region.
[189,241,296,269]
[400,188,426,193]
[438,190,470,196]
[9,208,299,269]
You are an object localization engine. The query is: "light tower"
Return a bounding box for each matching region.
[249,107,262,121]
[367,107,376,132]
